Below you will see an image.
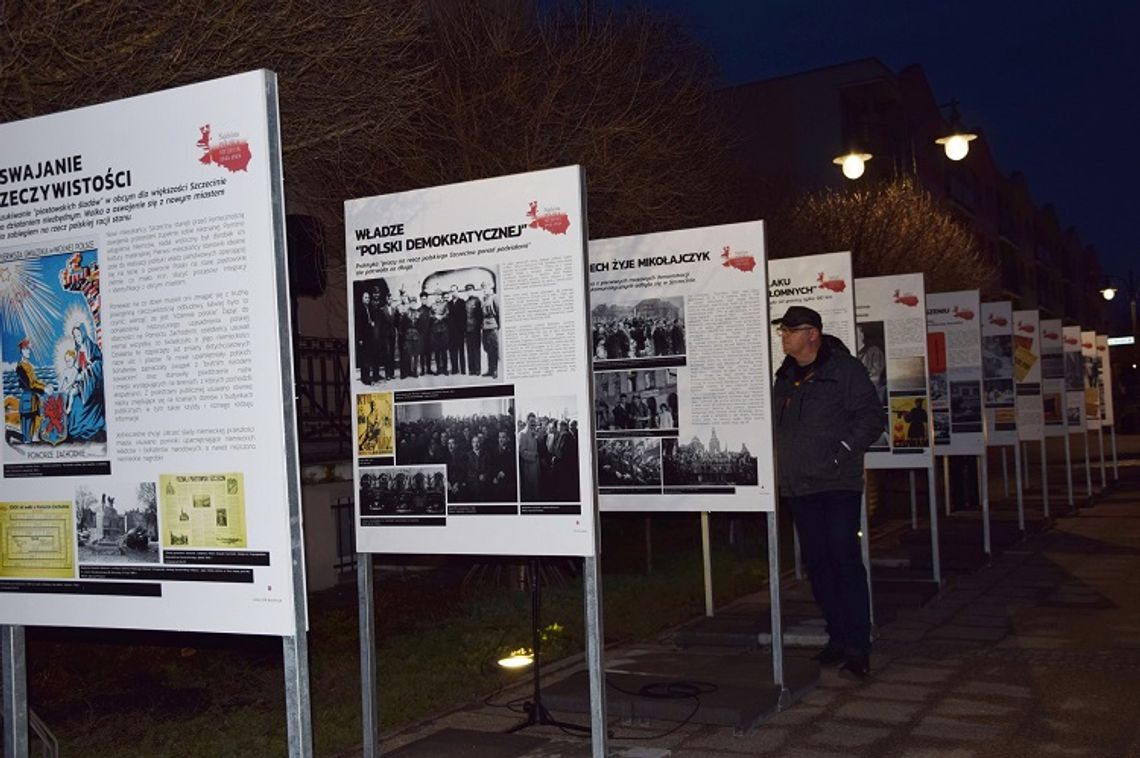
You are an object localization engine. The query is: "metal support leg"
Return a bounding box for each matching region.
[700,512,714,617]
[1111,425,1119,480]
[1040,440,1050,520]
[1084,431,1093,498]
[793,525,803,580]
[766,512,788,703]
[1001,447,1009,497]
[860,491,873,626]
[927,465,942,586]
[2,625,28,758]
[942,456,951,516]
[1023,442,1031,490]
[979,454,991,556]
[582,556,609,757]
[358,553,377,758]
[283,632,314,758]
[1013,443,1025,532]
[1098,427,1107,488]
[909,470,918,529]
[1064,433,1074,512]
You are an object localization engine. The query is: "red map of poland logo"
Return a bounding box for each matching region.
[526,201,570,235]
[197,124,252,172]
[721,245,756,272]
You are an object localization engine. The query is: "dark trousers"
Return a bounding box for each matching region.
[465,331,481,375]
[787,489,870,655]
[449,331,465,375]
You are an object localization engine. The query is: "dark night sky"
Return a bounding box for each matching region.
[646,0,1139,283]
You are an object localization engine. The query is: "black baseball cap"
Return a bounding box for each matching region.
[771,305,822,330]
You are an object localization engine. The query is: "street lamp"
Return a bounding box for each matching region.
[833,151,872,180]
[1100,270,1138,338]
[934,100,978,162]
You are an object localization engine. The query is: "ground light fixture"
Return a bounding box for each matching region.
[497,648,534,669]
[833,151,872,180]
[935,100,978,161]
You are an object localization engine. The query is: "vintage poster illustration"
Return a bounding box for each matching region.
[1,242,107,471]
[1081,330,1101,431]
[1063,325,1086,432]
[1013,310,1044,441]
[854,273,933,468]
[0,501,75,578]
[981,301,1018,446]
[1040,319,1066,436]
[346,166,597,556]
[767,251,855,367]
[926,291,985,455]
[159,473,247,549]
[589,221,773,512]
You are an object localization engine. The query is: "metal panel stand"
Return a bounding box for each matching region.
[358,553,378,758]
[1001,447,1009,497]
[909,470,918,529]
[766,512,788,703]
[979,454,991,556]
[1083,431,1093,498]
[1013,443,1025,532]
[1111,425,1119,480]
[942,456,952,516]
[860,492,874,627]
[582,555,608,757]
[2,625,28,758]
[1040,440,1050,519]
[793,525,803,580]
[701,512,714,617]
[928,465,942,586]
[1098,427,1107,488]
[1064,433,1074,511]
[1022,442,1031,490]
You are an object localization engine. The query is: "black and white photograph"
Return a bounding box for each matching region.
[517,396,580,503]
[932,410,951,445]
[395,397,516,503]
[354,265,502,389]
[359,466,446,516]
[1040,351,1064,380]
[590,293,686,361]
[1066,405,1082,427]
[888,355,927,392]
[929,372,948,405]
[594,368,680,431]
[949,381,983,425]
[856,321,887,405]
[984,378,1015,406]
[662,426,758,487]
[982,334,1013,378]
[1064,351,1083,391]
[75,482,158,563]
[597,438,662,487]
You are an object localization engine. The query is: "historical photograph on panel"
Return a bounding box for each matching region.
[982,335,1013,378]
[889,396,930,448]
[75,482,159,564]
[396,397,516,503]
[359,466,446,516]
[590,293,686,362]
[159,473,247,549]
[931,409,951,445]
[662,426,758,487]
[356,392,394,458]
[856,321,887,405]
[949,381,983,431]
[928,372,948,406]
[353,265,502,389]
[597,438,662,487]
[516,395,580,502]
[1,247,107,464]
[594,368,680,431]
[888,356,927,392]
[1064,351,1083,392]
[984,378,1014,406]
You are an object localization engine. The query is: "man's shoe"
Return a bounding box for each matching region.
[811,645,845,666]
[838,654,870,681]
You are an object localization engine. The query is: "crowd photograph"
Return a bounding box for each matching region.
[395,398,516,503]
[590,294,686,361]
[661,427,758,487]
[354,265,503,390]
[358,466,446,516]
[516,396,580,502]
[593,368,680,431]
[597,438,662,487]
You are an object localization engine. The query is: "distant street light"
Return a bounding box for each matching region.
[935,100,978,161]
[833,151,872,180]
[1100,270,1138,339]
[1101,286,1117,301]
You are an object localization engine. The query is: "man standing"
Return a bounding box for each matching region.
[772,306,883,680]
[464,284,482,376]
[16,338,47,443]
[481,284,500,378]
[447,284,466,376]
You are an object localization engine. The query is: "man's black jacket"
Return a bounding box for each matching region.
[772,334,884,496]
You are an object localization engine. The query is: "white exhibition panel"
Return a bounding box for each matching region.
[1097,335,1114,427]
[345,166,598,556]
[0,71,301,635]
[1013,310,1044,442]
[854,274,934,469]
[767,251,856,368]
[1063,325,1087,433]
[588,221,774,512]
[1040,319,1066,438]
[981,301,1018,446]
[926,291,985,455]
[1081,330,1101,431]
